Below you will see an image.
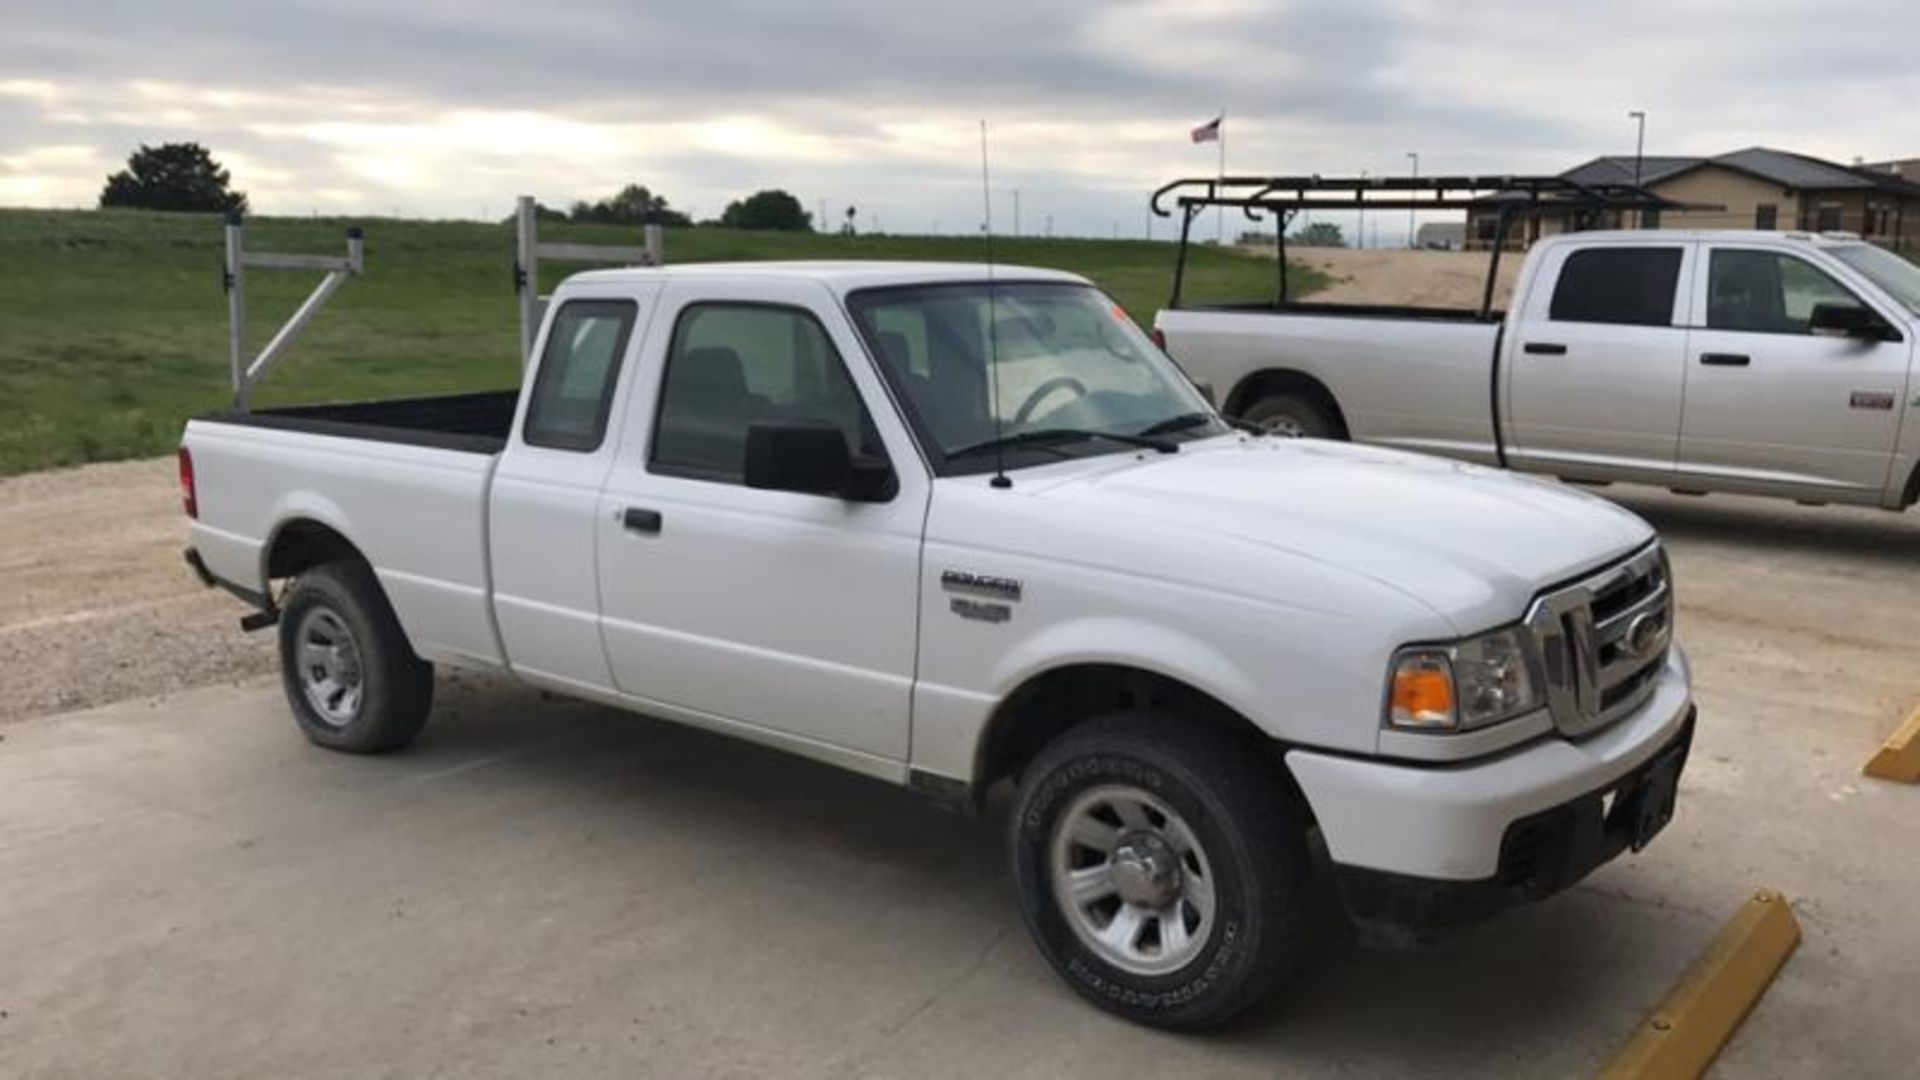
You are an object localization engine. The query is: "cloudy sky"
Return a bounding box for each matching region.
[2,0,1914,241]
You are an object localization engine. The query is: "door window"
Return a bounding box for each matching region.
[522,300,638,451]
[1547,247,1683,327]
[650,303,883,483]
[1705,250,1866,335]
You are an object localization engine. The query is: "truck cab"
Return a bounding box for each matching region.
[1500,231,1919,503]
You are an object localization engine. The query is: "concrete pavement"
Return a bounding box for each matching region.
[3,489,1918,1078]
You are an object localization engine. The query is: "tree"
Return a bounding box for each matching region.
[719,189,812,231]
[1290,221,1347,248]
[99,143,247,213]
[568,183,692,227]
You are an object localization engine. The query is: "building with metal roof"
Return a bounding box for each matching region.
[1468,147,1920,250]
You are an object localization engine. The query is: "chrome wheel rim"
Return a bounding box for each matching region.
[1048,784,1217,976]
[295,607,363,727]
[1257,413,1307,438]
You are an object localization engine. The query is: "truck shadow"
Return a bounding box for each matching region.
[1599,487,1920,568]
[396,672,1711,1074]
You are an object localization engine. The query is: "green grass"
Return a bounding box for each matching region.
[0,208,1320,475]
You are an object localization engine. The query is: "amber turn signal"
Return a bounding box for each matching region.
[1390,652,1456,729]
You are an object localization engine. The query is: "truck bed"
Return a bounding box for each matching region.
[184,394,513,671]
[1156,306,1504,464]
[200,389,518,455]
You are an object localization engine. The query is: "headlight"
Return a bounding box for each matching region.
[1387,626,1542,732]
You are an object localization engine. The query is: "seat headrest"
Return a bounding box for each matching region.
[677,345,750,400]
[875,330,911,368]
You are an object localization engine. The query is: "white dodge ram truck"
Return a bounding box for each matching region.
[1158,231,1920,509]
[182,261,1694,1028]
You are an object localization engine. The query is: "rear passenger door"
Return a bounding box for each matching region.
[594,278,930,765]
[1502,243,1695,481]
[1678,245,1908,496]
[490,291,656,694]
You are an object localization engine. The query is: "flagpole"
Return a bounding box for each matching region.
[1216,108,1226,244]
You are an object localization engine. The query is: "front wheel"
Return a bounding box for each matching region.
[277,560,434,753]
[1009,712,1313,1029]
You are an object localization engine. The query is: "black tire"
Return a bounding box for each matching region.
[1243,392,1337,439]
[277,560,433,753]
[1009,711,1312,1029]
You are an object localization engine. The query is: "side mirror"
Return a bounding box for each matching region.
[1809,302,1894,341]
[744,422,895,501]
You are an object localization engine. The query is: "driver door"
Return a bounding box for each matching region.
[595,278,931,764]
[1679,245,1908,494]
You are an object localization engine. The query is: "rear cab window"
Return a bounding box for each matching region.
[1547,247,1685,327]
[523,299,639,451]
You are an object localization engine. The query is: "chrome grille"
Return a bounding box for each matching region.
[1524,545,1671,738]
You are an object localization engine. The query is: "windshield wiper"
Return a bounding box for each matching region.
[1135,412,1219,438]
[949,427,1178,461]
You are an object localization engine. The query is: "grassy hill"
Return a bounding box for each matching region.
[0,208,1318,475]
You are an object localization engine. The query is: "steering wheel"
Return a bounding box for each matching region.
[1013,376,1089,425]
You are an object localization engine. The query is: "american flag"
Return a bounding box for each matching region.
[1191,116,1221,144]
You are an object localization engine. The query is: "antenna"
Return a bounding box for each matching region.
[980,119,1011,490]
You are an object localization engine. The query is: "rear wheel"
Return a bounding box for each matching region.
[1009,711,1313,1029]
[1243,392,1337,439]
[277,560,433,753]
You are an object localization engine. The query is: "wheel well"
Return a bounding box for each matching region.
[1224,369,1350,438]
[1904,460,1920,509]
[975,664,1299,810]
[265,519,367,582]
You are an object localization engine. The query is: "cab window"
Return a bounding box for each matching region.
[522,300,637,452]
[1706,250,1867,335]
[1548,247,1683,327]
[650,303,884,483]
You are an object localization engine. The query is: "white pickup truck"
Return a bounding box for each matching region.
[1157,230,1920,509]
[182,260,1695,1028]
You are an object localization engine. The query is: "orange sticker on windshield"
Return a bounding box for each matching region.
[1111,304,1132,322]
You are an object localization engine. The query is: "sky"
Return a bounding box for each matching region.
[2,0,1915,243]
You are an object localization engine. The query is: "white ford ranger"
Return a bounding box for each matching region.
[181,261,1695,1028]
[1158,230,1920,509]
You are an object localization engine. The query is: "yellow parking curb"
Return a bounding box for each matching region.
[1595,889,1801,1080]
[1862,706,1920,784]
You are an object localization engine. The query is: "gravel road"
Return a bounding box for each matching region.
[1253,246,1526,309]
[0,457,271,723]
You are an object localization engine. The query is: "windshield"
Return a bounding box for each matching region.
[847,281,1227,474]
[1829,244,1920,316]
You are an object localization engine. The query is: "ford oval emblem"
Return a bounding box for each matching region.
[1624,612,1664,660]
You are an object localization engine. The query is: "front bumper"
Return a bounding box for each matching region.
[1284,647,1694,937]
[1334,708,1692,942]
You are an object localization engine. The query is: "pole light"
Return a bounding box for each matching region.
[1406,152,1419,249]
[1628,111,1647,186]
[1358,169,1368,250]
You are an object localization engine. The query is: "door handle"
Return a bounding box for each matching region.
[1522,342,1568,356]
[1699,353,1751,367]
[621,507,663,535]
